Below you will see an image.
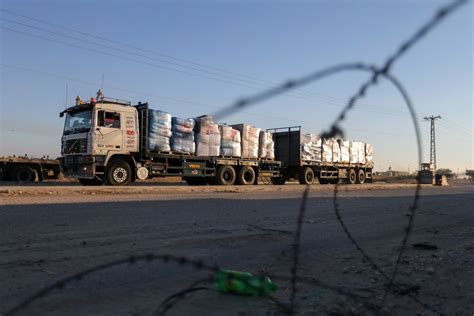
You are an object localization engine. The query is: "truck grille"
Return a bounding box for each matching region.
[64,138,87,154]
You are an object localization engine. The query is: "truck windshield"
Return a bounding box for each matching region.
[64,110,93,135]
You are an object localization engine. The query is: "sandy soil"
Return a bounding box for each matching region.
[1,182,473,315]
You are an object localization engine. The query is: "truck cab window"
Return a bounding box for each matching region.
[98,111,120,128]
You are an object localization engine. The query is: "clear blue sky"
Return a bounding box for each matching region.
[1,0,472,173]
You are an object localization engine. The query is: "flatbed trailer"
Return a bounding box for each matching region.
[0,156,61,182]
[133,103,281,185]
[267,126,373,185]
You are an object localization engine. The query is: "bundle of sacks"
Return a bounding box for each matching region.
[349,141,367,164]
[258,131,275,160]
[171,117,195,154]
[148,110,172,151]
[322,138,334,163]
[365,143,373,163]
[338,139,350,163]
[322,138,370,164]
[301,133,321,162]
[219,125,241,157]
[195,115,220,156]
[231,124,260,159]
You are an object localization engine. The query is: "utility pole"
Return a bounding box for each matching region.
[424,115,441,171]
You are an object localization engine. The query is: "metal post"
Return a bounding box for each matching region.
[423,115,441,172]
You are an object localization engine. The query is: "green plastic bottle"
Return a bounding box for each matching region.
[215,269,277,296]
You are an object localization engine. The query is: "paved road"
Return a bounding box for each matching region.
[1,183,473,315]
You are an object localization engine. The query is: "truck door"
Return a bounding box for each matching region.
[95,110,123,155]
[123,112,139,153]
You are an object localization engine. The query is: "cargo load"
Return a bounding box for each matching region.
[349,141,358,164]
[219,125,241,157]
[366,143,373,163]
[231,124,261,159]
[301,133,321,162]
[171,117,195,154]
[195,115,220,156]
[357,142,366,164]
[338,139,350,163]
[301,134,313,161]
[148,109,172,151]
[259,131,275,160]
[322,138,333,163]
[194,115,219,134]
[349,141,367,164]
[332,139,341,163]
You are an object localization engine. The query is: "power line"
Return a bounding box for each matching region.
[0,8,410,117]
[1,25,413,120]
[0,16,324,103]
[440,118,473,136]
[1,62,411,138]
[437,121,472,141]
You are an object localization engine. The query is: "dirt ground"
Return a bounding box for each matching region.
[1,181,473,315]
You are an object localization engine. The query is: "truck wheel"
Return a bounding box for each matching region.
[184,177,208,186]
[271,177,286,185]
[216,165,236,185]
[12,167,37,182]
[357,169,366,184]
[347,168,357,184]
[105,160,132,186]
[79,177,103,186]
[298,167,314,185]
[237,166,256,185]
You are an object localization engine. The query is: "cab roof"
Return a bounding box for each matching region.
[60,97,133,117]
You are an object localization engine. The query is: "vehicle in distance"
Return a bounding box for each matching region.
[0,155,61,182]
[268,127,373,185]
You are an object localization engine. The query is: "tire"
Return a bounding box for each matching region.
[347,168,357,184]
[105,159,132,186]
[184,177,208,186]
[318,178,329,184]
[79,177,104,186]
[215,165,236,185]
[357,169,366,184]
[12,167,36,182]
[271,177,286,185]
[298,167,314,185]
[237,166,256,185]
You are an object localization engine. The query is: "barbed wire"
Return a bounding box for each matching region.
[155,277,213,316]
[2,0,468,315]
[289,184,311,314]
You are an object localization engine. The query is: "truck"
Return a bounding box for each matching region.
[0,156,61,182]
[268,126,373,185]
[60,97,281,186]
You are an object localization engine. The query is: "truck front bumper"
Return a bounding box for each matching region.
[62,155,96,179]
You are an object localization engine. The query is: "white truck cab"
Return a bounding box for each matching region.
[60,94,139,185]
